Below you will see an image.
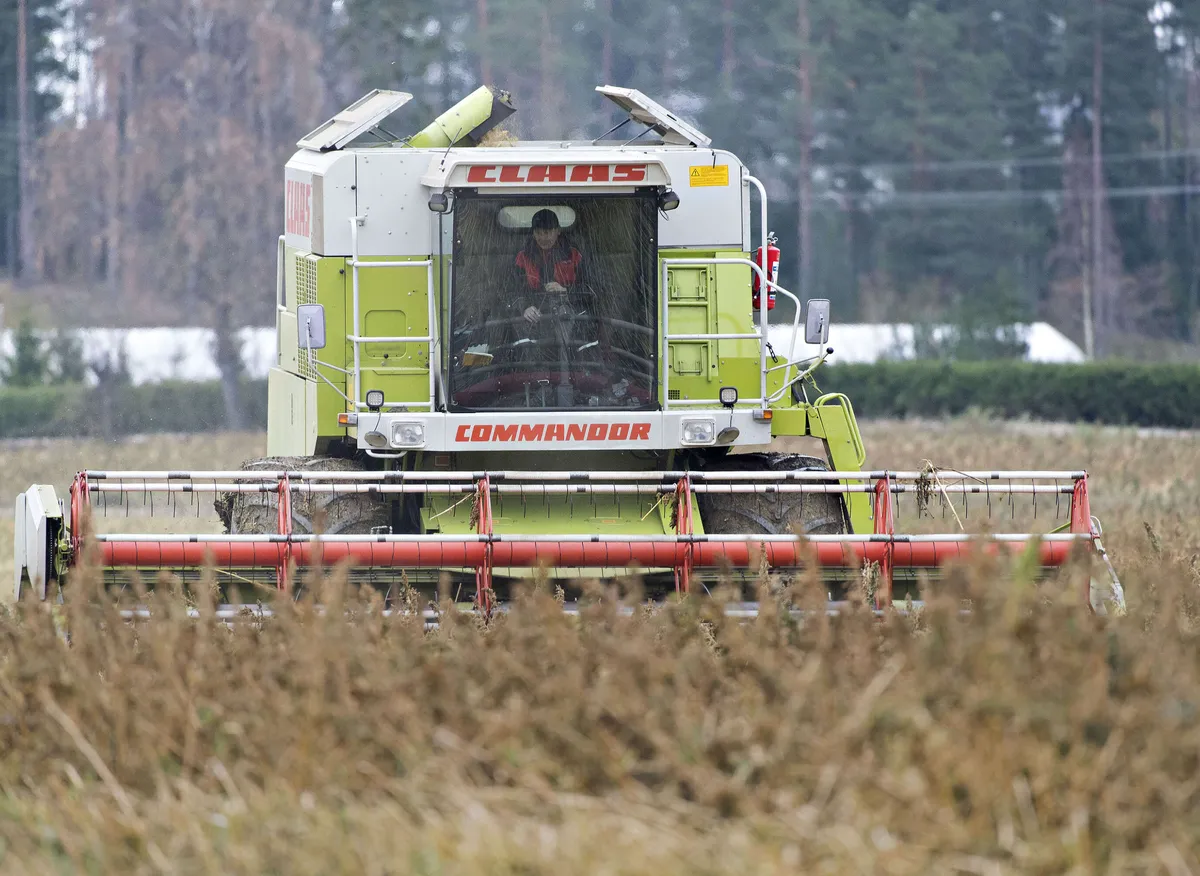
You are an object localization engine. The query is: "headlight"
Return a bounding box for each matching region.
[681,418,715,445]
[391,422,425,447]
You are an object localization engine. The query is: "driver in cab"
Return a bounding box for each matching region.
[513,208,586,324]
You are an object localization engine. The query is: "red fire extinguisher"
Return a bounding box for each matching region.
[753,231,780,311]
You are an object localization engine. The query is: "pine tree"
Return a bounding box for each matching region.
[1,317,49,386]
[0,0,66,277]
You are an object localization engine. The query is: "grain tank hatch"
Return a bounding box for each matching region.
[595,85,711,147]
[296,89,414,151]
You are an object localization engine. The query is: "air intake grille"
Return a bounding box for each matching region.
[295,254,318,381]
[668,389,681,400]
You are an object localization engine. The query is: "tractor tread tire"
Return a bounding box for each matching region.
[695,452,848,536]
[214,456,391,536]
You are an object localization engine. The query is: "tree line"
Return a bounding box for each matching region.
[2,0,1199,361]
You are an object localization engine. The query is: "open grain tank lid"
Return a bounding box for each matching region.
[297,89,414,152]
[595,85,711,147]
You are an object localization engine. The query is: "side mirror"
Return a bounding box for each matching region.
[297,303,326,350]
[804,299,830,346]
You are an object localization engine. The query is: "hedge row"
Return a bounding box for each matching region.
[814,361,1200,429]
[0,379,268,440]
[1,363,1197,439]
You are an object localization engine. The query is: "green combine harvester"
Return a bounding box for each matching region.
[14,85,1125,616]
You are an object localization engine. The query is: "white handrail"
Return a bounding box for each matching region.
[346,215,439,411]
[745,174,769,407]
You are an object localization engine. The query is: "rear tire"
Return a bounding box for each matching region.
[214,456,391,536]
[695,452,848,536]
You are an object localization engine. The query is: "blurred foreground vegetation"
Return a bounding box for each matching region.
[0,538,1198,873]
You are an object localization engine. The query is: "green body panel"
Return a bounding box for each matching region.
[770,394,871,534]
[660,249,782,406]
[275,248,352,449]
[417,450,705,537]
[271,248,443,449]
[346,257,432,411]
[314,257,349,439]
[416,450,704,576]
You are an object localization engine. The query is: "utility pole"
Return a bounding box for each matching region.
[1086,0,1104,359]
[797,0,814,302]
[477,0,491,84]
[16,0,33,286]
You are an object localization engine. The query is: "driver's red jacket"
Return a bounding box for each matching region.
[515,246,584,290]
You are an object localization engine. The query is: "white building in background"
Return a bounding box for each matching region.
[0,321,1084,386]
[0,327,278,386]
[767,322,1085,364]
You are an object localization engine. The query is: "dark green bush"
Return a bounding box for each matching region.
[814,361,1200,428]
[0,379,268,439]
[3,363,1196,439]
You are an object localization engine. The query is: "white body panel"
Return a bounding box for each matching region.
[355,150,439,257]
[355,410,771,453]
[654,150,747,250]
[285,151,357,255]
[284,143,750,258]
[14,484,61,602]
[267,367,318,456]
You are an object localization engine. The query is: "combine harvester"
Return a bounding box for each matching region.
[14,85,1125,616]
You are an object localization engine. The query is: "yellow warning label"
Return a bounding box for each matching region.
[689,165,729,187]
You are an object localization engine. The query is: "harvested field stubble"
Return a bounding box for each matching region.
[2,550,1200,874]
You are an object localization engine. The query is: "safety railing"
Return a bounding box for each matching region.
[659,173,819,412]
[660,256,803,411]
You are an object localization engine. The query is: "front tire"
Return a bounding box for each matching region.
[214,455,391,535]
[694,452,848,536]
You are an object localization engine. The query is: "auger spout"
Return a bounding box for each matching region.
[406,85,516,148]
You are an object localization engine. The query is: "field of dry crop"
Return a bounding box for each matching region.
[1,418,1198,873]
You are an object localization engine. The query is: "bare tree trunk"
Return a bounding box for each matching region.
[214,302,245,430]
[16,0,33,285]
[722,0,736,90]
[1187,40,1200,339]
[477,0,491,83]
[1086,0,1103,358]
[913,64,927,190]
[538,7,553,137]
[797,0,814,300]
[601,0,613,84]
[106,12,137,304]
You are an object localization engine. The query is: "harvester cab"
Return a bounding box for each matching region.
[14,84,1126,617]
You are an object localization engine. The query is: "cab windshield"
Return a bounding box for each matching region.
[447,192,658,411]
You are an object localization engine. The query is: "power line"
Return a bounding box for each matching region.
[815,147,1200,175]
[814,183,1200,210]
